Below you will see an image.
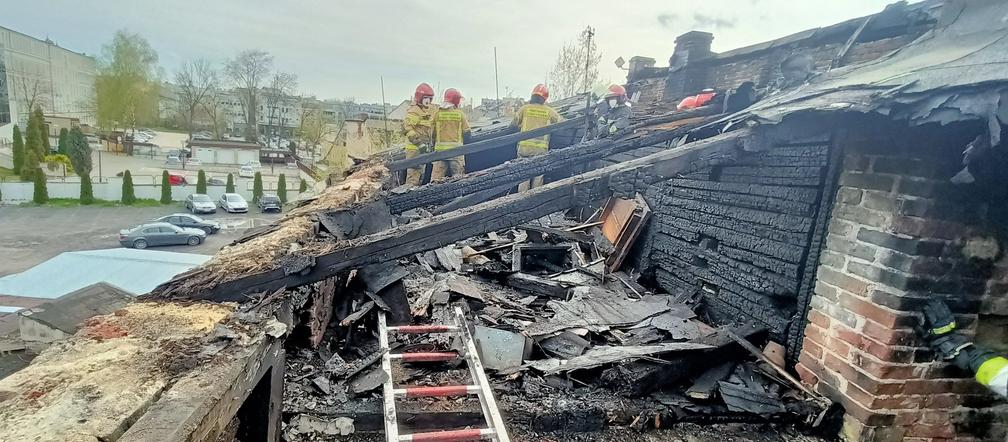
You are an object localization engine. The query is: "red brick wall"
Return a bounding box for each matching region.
[796,120,1008,441]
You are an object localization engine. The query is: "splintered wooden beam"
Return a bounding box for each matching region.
[387,118,582,172]
[170,129,749,302]
[386,117,711,214]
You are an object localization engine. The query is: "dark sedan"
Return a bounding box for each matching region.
[153,213,221,234]
[119,222,206,249]
[258,193,282,213]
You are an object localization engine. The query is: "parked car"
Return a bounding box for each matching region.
[258,193,282,213]
[244,161,262,169]
[185,193,216,213]
[118,222,205,249]
[165,156,182,167]
[239,165,255,178]
[219,193,248,213]
[187,158,203,167]
[153,213,220,234]
[207,177,225,186]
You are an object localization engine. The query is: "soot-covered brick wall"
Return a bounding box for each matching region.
[795,119,1008,442]
[639,127,836,361]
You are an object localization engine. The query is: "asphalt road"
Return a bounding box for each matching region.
[0,204,283,277]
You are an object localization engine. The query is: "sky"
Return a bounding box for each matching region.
[5,0,897,105]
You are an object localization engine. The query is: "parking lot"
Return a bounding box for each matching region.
[0,204,283,276]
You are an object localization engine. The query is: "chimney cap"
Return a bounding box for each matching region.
[675,31,714,44]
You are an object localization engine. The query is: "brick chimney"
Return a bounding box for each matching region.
[669,31,714,70]
[664,31,714,100]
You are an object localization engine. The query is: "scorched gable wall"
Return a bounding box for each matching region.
[637,120,839,361]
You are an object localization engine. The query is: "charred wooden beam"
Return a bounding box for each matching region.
[387,118,582,172]
[156,129,748,302]
[386,119,709,214]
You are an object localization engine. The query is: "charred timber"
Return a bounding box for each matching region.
[386,118,712,214]
[387,118,582,172]
[151,128,749,302]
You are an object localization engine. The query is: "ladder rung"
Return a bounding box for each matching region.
[399,428,494,442]
[389,325,459,334]
[390,351,458,362]
[394,384,479,398]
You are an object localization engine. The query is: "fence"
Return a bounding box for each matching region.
[0,179,304,204]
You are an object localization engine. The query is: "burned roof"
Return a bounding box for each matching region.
[721,0,1008,142]
[18,282,132,334]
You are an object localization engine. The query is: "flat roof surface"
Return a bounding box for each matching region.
[0,248,210,304]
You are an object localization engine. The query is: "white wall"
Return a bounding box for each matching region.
[0,180,303,204]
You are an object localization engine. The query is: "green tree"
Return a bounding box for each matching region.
[252,171,263,203]
[299,177,307,192]
[95,30,161,131]
[22,129,40,180]
[121,169,136,205]
[225,173,235,193]
[160,170,172,204]
[57,128,69,155]
[196,169,207,194]
[21,139,39,178]
[32,166,48,204]
[80,173,94,204]
[277,173,287,203]
[11,125,24,177]
[67,128,92,177]
[34,108,50,154]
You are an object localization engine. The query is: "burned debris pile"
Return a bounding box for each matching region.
[280,201,834,439]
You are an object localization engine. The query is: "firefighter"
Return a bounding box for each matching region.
[922,299,1007,398]
[512,84,563,191]
[402,82,437,187]
[595,84,632,139]
[430,88,471,181]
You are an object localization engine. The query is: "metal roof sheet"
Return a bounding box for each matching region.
[0,248,210,301]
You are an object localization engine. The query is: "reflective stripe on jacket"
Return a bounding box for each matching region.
[514,103,563,156]
[403,103,437,152]
[977,356,1008,398]
[433,107,470,151]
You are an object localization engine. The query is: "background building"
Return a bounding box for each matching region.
[0,25,97,143]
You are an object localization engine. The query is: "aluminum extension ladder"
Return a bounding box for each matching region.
[378,306,511,442]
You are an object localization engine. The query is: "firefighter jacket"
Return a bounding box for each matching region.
[433,106,470,151]
[513,103,563,156]
[403,103,438,152]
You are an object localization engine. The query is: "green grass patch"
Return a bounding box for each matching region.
[22,198,170,208]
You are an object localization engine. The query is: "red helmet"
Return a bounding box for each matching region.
[414,83,434,103]
[606,84,627,98]
[443,88,463,107]
[531,84,549,101]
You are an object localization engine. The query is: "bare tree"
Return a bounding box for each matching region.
[297,98,345,163]
[200,86,227,140]
[174,59,219,139]
[11,68,51,121]
[225,50,273,141]
[262,72,297,140]
[548,27,601,100]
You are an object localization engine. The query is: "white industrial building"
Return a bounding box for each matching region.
[188,139,261,165]
[0,25,97,143]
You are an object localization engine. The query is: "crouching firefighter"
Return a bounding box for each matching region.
[922,299,1007,398]
[512,84,563,191]
[594,84,632,139]
[403,82,438,187]
[431,88,471,181]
